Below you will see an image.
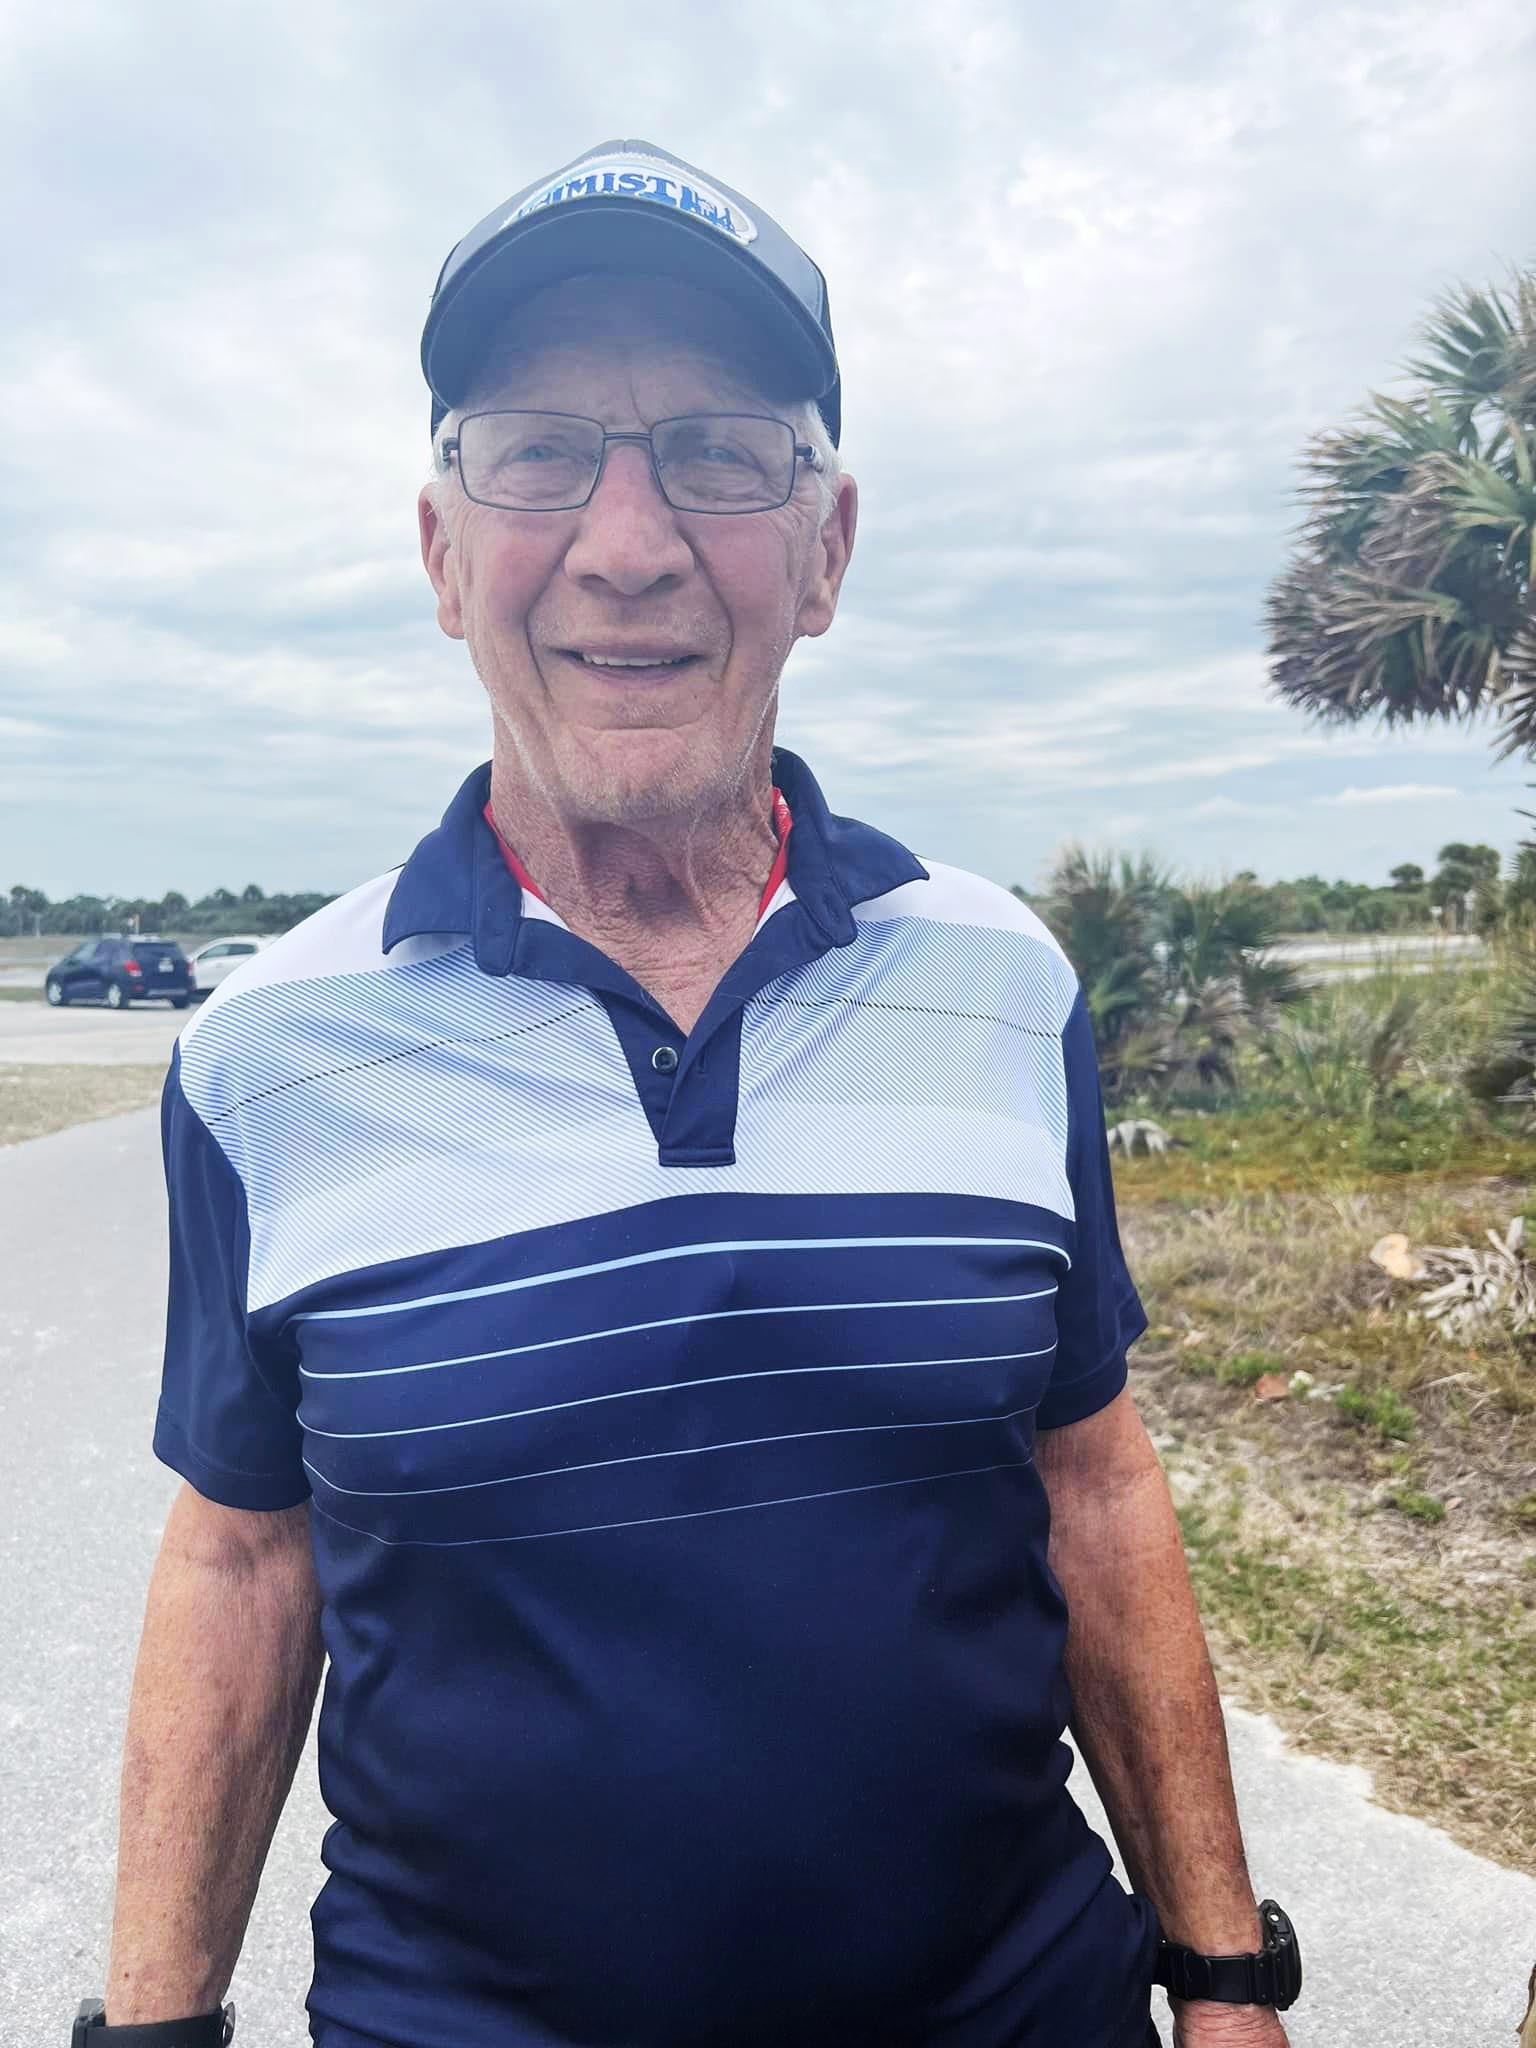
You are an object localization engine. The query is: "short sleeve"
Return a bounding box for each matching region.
[152,1045,309,1509]
[1035,986,1148,1430]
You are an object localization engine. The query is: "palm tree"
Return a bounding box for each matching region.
[1040,859,1309,1098]
[1505,845,1536,924]
[1040,846,1166,1055]
[1266,270,1536,757]
[1158,882,1310,1019]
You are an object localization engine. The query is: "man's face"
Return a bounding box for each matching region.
[419,276,856,826]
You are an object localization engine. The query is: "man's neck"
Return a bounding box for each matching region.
[486,753,780,992]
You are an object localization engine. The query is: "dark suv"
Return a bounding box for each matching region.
[45,937,194,1010]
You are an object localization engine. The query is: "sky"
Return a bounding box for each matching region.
[3,0,1534,903]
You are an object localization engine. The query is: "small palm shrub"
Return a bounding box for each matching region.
[1040,851,1310,1100]
[1261,983,1423,1120]
[1466,935,1536,1121]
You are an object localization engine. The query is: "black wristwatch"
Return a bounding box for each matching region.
[1152,1898,1302,2010]
[72,2000,234,2045]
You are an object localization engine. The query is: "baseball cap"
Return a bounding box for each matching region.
[421,139,841,445]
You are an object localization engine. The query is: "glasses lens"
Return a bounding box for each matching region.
[458,413,603,508]
[654,416,794,511]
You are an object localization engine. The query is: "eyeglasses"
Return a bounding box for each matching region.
[438,410,824,515]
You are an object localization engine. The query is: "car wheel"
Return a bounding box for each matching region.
[104,981,127,1010]
[46,980,66,1006]
[171,996,191,1010]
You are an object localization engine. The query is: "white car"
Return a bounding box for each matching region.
[189,935,271,996]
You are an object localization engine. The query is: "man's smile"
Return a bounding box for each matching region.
[552,645,706,682]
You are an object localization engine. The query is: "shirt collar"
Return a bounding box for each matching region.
[382,748,926,974]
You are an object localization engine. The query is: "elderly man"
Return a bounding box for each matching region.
[83,143,1301,2048]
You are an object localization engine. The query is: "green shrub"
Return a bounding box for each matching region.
[1334,1384,1418,1441]
[1219,1351,1283,1388]
[1387,1489,1447,1523]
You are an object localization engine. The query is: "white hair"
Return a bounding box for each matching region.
[794,398,842,522]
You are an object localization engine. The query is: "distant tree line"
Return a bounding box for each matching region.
[1012,840,1534,942]
[1229,840,1535,936]
[2,880,338,941]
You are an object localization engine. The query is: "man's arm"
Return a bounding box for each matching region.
[1036,1388,1264,1958]
[104,1482,324,2023]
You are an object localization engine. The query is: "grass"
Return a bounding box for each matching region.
[1168,1472,1536,1873]
[1110,1103,1528,1197]
[1118,1108,1536,1872]
[1333,1383,1419,1440]
[1177,1349,1287,1388]
[0,1064,164,1145]
[1112,960,1532,1193]
[1387,1488,1447,1523]
[1122,1177,1536,1425]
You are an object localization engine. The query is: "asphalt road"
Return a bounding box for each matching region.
[0,1000,189,1065]
[2,1108,1533,2046]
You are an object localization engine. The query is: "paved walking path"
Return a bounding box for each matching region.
[2,1109,1531,2044]
[0,999,188,1065]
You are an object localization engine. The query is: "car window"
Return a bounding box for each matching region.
[200,944,228,960]
[229,943,258,956]
[91,942,118,964]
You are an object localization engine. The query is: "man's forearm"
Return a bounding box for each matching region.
[105,1491,324,2023]
[1048,1459,1263,1955]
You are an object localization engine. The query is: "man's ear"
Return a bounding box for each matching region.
[419,485,465,641]
[794,472,858,641]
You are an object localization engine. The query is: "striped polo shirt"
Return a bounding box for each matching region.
[155,747,1157,2048]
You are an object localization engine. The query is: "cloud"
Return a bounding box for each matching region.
[2,0,1534,896]
[1317,784,1465,806]
[1190,796,1284,821]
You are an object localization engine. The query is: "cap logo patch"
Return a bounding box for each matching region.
[504,153,758,247]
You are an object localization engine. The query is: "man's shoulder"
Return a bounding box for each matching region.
[178,868,459,1057]
[858,857,1071,960]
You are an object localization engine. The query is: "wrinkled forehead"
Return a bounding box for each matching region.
[459,273,799,417]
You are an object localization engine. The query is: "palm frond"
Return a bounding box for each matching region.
[1267,265,1536,754]
[1408,274,1536,430]
[1465,935,1536,1112]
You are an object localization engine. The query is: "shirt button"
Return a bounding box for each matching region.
[651,1045,679,1074]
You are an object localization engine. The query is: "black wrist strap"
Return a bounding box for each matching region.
[1151,1898,1302,2010]
[74,1999,233,2046]
[1157,1945,1278,2003]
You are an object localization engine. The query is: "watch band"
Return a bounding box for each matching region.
[73,1999,234,2046]
[1152,1898,1302,2010]
[1157,1944,1280,2004]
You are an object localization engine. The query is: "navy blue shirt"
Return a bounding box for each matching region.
[155,750,1157,2048]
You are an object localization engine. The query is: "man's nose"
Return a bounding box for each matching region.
[561,441,694,596]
